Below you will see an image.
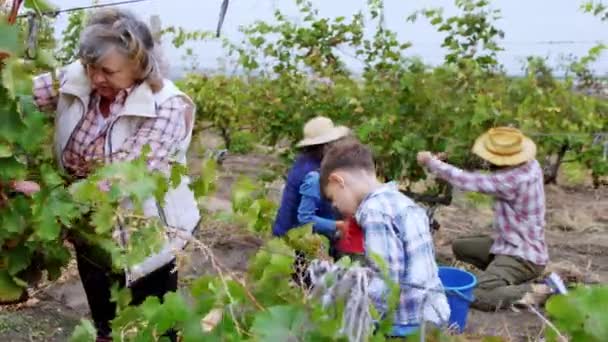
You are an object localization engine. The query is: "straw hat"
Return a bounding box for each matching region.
[296,116,350,147]
[472,127,536,166]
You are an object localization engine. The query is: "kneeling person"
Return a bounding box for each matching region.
[418,127,549,311]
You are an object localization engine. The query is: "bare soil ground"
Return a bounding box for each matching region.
[1,136,606,341]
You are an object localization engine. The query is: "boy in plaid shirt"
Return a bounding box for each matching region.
[418,127,551,311]
[320,140,450,335]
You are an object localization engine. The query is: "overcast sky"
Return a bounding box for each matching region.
[52,0,607,76]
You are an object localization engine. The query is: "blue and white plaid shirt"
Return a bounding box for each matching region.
[355,183,450,326]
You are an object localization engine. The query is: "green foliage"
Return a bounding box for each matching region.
[0,24,20,54]
[1,9,82,301]
[235,0,366,76]
[561,160,589,186]
[154,3,608,337]
[0,269,25,303]
[0,3,214,302]
[176,74,253,149]
[229,130,256,154]
[101,233,348,341]
[546,285,608,342]
[229,176,277,234]
[69,319,96,342]
[250,304,309,341]
[190,158,218,199]
[161,26,216,49]
[285,224,329,259]
[409,0,504,70]
[68,156,182,270]
[56,10,87,65]
[581,1,608,21]
[173,0,606,189]
[109,291,193,341]
[23,0,57,13]
[0,0,606,340]
[248,238,296,306]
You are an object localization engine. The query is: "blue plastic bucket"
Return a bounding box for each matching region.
[438,266,477,333]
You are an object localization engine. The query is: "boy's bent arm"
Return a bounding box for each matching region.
[426,158,515,200]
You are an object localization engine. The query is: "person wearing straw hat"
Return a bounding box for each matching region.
[272,116,352,286]
[417,127,551,311]
[273,116,351,238]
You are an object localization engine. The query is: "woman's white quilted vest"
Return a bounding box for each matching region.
[54,62,200,284]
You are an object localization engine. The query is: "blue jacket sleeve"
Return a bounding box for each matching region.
[297,171,337,238]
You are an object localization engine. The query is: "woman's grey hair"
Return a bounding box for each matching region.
[79,8,168,92]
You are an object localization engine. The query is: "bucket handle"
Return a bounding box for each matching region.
[446,289,475,303]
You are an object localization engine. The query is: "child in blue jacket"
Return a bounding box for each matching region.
[273,116,350,239]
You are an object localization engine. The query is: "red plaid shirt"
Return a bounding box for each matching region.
[427,159,548,265]
[33,72,189,177]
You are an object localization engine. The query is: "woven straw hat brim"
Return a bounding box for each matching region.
[472,132,536,166]
[296,126,350,147]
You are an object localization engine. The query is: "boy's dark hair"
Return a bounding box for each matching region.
[319,139,375,196]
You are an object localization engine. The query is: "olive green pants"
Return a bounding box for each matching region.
[452,235,545,311]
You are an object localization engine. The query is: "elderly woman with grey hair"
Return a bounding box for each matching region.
[32,8,199,341]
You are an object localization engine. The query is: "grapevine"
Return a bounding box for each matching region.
[0,0,606,341]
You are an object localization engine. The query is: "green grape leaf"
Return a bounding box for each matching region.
[231,176,255,212]
[190,275,214,299]
[152,292,190,332]
[0,143,13,157]
[70,179,101,204]
[251,305,309,341]
[284,224,328,258]
[191,159,217,198]
[68,319,97,342]
[91,202,115,234]
[19,109,51,154]
[546,286,608,341]
[139,296,162,320]
[35,214,61,240]
[154,173,169,203]
[0,269,26,303]
[32,188,79,240]
[170,163,188,188]
[24,0,58,12]
[110,306,143,340]
[97,160,158,208]
[2,58,34,98]
[42,243,71,280]
[40,163,64,187]
[35,48,59,69]
[0,157,28,181]
[1,202,27,235]
[181,316,206,342]
[0,23,19,55]
[249,238,294,281]
[6,244,32,275]
[111,283,133,311]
